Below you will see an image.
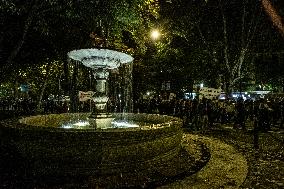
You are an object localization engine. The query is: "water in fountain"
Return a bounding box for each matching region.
[60,118,139,129]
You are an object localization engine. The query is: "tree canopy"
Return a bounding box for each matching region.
[0,0,283,100]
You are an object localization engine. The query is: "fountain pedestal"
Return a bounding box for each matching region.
[88,69,115,128]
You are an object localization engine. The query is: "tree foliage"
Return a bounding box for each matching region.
[0,0,160,100]
[156,0,283,94]
[1,0,283,100]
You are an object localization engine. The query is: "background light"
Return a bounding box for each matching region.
[151,30,160,40]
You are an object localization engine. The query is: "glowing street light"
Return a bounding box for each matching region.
[151,29,161,40]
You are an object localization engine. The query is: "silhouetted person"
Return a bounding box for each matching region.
[235,98,246,130]
[258,99,271,132]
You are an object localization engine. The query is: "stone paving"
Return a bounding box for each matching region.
[159,134,248,189]
[199,124,284,189]
[161,121,284,189]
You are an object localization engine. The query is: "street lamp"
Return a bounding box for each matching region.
[150,29,161,40]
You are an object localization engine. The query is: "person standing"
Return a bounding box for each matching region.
[258,99,271,132]
[235,98,246,130]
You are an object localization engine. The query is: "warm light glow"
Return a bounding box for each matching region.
[151,29,161,40]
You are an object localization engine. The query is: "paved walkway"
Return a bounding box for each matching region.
[159,134,248,189]
[202,124,284,189]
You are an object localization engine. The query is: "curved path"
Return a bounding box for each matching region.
[159,134,248,189]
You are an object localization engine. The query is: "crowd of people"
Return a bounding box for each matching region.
[0,97,36,114]
[1,95,284,132]
[0,97,68,115]
[135,97,284,132]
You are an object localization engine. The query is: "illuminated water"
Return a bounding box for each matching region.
[61,119,139,129]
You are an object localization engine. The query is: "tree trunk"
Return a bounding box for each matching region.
[63,60,70,92]
[70,61,79,113]
[262,0,284,38]
[1,18,33,83]
[224,77,233,98]
[36,63,51,113]
[1,0,40,82]
[220,0,258,97]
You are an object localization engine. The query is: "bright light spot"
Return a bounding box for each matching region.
[151,30,160,40]
[111,121,139,128]
[61,124,73,129]
[147,91,150,96]
[219,96,226,100]
[73,121,90,127]
[61,120,90,129]
[200,83,204,88]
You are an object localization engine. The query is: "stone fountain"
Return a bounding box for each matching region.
[0,48,200,188]
[68,48,134,129]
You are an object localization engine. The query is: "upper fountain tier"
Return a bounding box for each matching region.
[68,48,133,70]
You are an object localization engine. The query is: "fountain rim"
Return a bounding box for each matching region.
[1,113,182,133]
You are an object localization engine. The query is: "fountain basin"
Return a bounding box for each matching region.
[0,113,182,178]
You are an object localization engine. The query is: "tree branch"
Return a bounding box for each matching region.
[196,23,217,61]
[219,0,231,75]
[262,0,284,38]
[1,0,40,82]
[241,0,247,49]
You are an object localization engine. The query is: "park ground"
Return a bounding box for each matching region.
[185,122,284,189]
[0,112,283,188]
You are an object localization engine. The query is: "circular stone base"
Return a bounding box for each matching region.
[0,134,211,188]
[88,141,210,188]
[1,132,247,188]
